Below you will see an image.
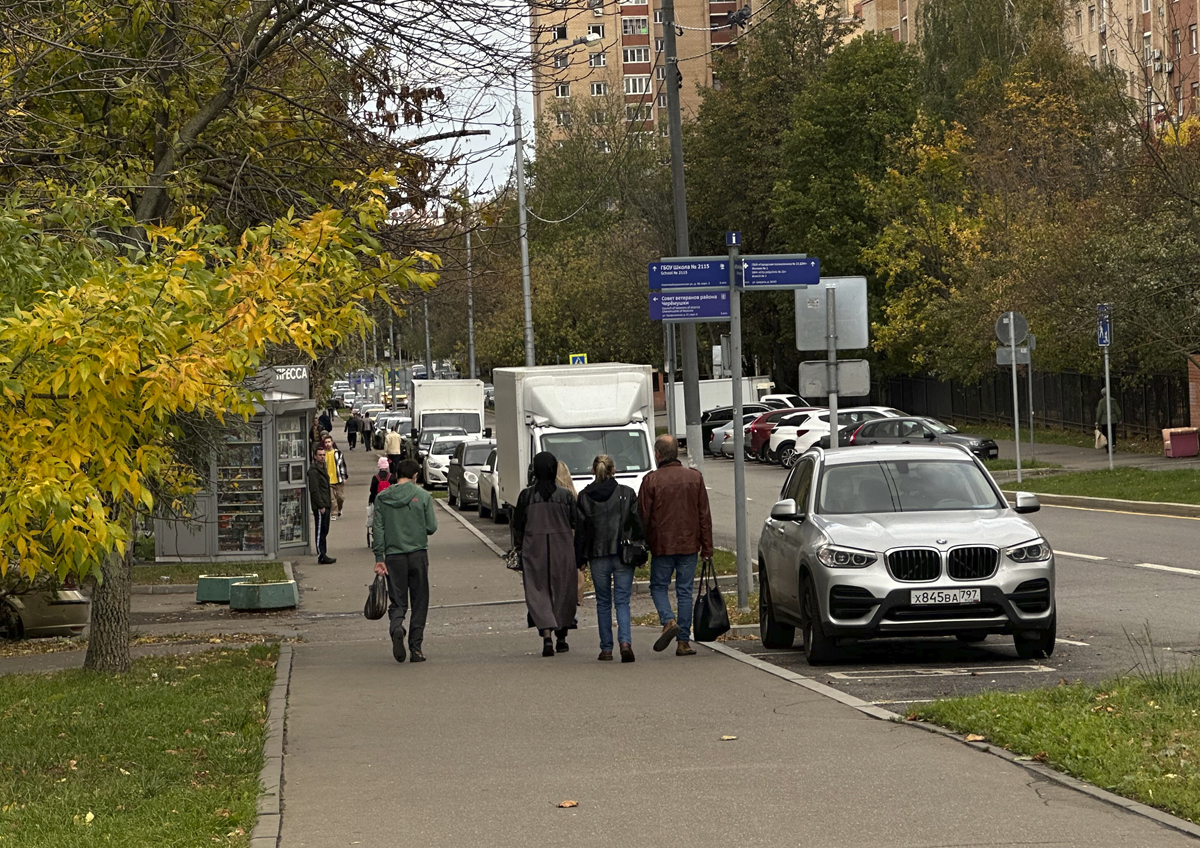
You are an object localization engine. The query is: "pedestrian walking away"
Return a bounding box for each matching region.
[384,425,404,470]
[577,454,644,663]
[307,447,336,564]
[1094,387,1122,449]
[322,435,349,519]
[361,413,375,451]
[345,412,360,450]
[639,435,713,656]
[367,457,392,549]
[513,451,579,657]
[555,460,586,607]
[373,458,438,663]
[318,407,333,434]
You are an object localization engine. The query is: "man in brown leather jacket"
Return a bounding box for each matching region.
[638,435,714,655]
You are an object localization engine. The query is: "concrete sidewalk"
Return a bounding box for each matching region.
[275,442,1197,847]
[993,437,1200,472]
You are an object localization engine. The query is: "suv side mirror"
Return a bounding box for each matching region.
[770,498,801,521]
[1013,492,1041,514]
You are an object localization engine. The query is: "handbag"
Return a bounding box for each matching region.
[692,558,731,642]
[363,573,389,620]
[616,490,648,567]
[504,547,523,572]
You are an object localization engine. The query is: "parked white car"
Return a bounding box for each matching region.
[477,446,507,523]
[770,407,905,467]
[421,436,469,489]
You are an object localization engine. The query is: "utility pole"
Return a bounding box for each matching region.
[514,75,536,367]
[728,233,749,611]
[389,315,397,410]
[466,228,476,380]
[423,293,433,377]
[663,0,703,472]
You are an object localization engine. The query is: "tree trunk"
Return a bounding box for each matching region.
[83,542,132,673]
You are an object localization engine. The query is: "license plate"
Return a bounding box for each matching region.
[911,588,981,605]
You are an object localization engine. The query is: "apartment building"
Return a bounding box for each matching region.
[531,0,843,137]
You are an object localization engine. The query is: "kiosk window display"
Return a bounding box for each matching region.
[217,425,265,553]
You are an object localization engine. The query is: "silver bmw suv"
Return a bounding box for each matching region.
[757,444,1055,664]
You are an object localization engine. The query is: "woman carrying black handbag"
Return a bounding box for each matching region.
[577,454,646,663]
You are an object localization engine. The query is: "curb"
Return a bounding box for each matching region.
[250,642,292,848]
[435,499,507,557]
[1003,490,1200,519]
[131,584,196,595]
[703,642,1200,842]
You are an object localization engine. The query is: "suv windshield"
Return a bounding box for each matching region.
[817,460,1004,514]
[540,429,651,476]
[422,412,480,432]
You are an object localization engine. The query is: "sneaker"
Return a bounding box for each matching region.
[620,643,635,663]
[410,650,426,663]
[391,627,407,663]
[598,650,613,661]
[330,514,338,521]
[653,620,680,652]
[317,556,337,564]
[676,641,696,656]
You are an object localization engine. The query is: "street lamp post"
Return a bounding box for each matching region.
[514,32,599,368]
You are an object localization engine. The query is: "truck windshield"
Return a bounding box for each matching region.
[540,430,651,476]
[422,412,480,432]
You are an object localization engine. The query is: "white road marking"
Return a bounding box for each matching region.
[870,698,936,706]
[1056,550,1107,561]
[1134,562,1200,577]
[1045,503,1200,521]
[827,664,1054,681]
[1058,638,1090,647]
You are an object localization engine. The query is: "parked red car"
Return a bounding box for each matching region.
[746,407,817,461]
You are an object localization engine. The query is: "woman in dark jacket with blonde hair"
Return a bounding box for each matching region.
[576,454,644,663]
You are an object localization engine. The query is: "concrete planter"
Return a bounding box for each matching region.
[229,580,299,611]
[196,574,259,604]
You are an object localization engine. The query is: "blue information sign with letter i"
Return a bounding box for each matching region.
[726,231,741,247]
[1097,303,1111,348]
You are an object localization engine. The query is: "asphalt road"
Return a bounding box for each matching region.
[449,445,1200,711]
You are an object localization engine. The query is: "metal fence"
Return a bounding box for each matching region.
[880,370,1190,437]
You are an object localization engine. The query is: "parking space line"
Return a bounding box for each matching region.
[1056,550,1106,561]
[1058,638,1090,646]
[827,664,1054,680]
[870,698,936,706]
[1134,562,1200,577]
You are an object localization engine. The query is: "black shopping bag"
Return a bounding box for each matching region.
[692,558,730,642]
[363,573,389,620]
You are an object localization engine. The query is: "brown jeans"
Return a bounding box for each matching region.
[330,481,345,514]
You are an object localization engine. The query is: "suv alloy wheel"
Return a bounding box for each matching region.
[758,566,795,649]
[801,576,836,664]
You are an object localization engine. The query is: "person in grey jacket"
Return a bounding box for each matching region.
[577,454,644,663]
[306,447,336,564]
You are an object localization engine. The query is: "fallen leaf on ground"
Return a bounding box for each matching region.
[720,735,738,741]
[557,800,578,808]
[965,734,986,742]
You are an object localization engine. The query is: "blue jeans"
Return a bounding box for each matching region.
[590,555,635,650]
[649,553,698,643]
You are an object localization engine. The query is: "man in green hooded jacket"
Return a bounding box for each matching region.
[373,459,438,663]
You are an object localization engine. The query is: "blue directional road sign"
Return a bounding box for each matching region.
[648,257,729,290]
[1097,303,1112,348]
[740,255,820,290]
[649,290,731,323]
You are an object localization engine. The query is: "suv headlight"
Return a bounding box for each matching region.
[464,472,478,485]
[1006,538,1052,563]
[816,543,877,568]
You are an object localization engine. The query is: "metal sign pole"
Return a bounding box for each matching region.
[1010,317,1022,483]
[1027,361,1035,461]
[826,285,839,452]
[666,324,677,438]
[728,236,749,611]
[1104,346,1114,471]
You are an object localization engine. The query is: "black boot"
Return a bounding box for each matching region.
[554,628,569,653]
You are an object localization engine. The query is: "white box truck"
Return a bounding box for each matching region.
[668,376,774,439]
[494,364,656,511]
[409,379,486,438]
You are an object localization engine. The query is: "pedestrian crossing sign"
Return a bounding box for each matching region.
[569,353,587,365]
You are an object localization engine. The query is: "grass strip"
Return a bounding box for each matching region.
[634,590,759,627]
[916,668,1200,824]
[0,645,278,846]
[131,562,287,585]
[0,633,293,660]
[1009,468,1200,505]
[983,459,1060,472]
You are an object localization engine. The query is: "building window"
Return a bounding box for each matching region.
[657,93,667,108]
[1102,46,1109,64]
[552,24,568,42]
[625,103,651,121]
[1191,24,1197,53]
[1142,0,1150,10]
[596,139,612,152]
[1088,6,1095,31]
[554,54,569,69]
[655,37,664,52]
[556,111,571,127]
[655,66,667,80]
[1075,10,1082,36]
[712,74,722,90]
[592,110,606,125]
[1176,85,1183,105]
[588,23,605,37]
[622,16,649,35]
[1175,29,1182,58]
[654,10,664,23]
[623,74,651,94]
[555,82,571,98]
[623,46,650,63]
[619,0,647,4]
[1145,32,1153,63]
[1090,54,1097,67]
[589,51,607,67]
[1192,81,1199,112]
[590,81,608,96]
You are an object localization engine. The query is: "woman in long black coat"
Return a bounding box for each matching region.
[513,451,579,657]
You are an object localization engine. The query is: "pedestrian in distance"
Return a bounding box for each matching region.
[318,407,333,434]
[577,454,644,663]
[309,417,323,451]
[513,451,579,657]
[322,435,349,519]
[361,412,375,451]
[554,460,586,607]
[366,457,392,549]
[345,412,360,450]
[638,434,713,656]
[372,459,438,663]
[1094,387,1122,449]
[384,422,404,470]
[307,447,336,564]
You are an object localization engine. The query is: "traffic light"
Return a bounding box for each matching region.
[675,66,683,90]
